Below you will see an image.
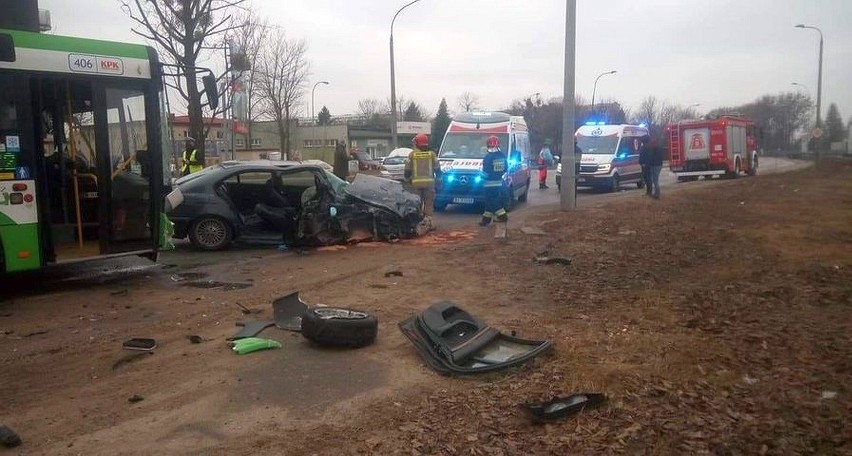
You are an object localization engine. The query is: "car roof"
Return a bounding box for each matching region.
[219,159,301,168]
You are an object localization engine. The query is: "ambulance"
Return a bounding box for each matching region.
[557,123,649,193]
[434,112,532,211]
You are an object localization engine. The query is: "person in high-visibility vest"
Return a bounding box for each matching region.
[180,137,203,176]
[404,133,441,230]
[480,135,508,226]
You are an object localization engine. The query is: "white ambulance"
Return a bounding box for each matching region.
[557,123,648,193]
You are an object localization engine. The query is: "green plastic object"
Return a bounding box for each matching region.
[231,337,282,355]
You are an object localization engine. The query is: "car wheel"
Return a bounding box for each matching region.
[300,307,378,348]
[504,186,515,212]
[189,216,232,251]
[636,179,645,189]
[517,180,530,202]
[609,174,620,193]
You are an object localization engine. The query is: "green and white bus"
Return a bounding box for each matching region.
[0,28,182,274]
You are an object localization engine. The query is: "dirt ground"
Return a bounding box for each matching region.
[1,161,850,455]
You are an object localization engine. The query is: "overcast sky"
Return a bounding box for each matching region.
[42,0,851,122]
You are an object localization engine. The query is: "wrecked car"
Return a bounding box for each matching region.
[399,301,552,375]
[167,160,424,250]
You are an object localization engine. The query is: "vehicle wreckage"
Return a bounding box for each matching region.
[166,161,425,250]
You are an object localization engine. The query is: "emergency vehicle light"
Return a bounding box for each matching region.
[474,175,483,184]
[446,175,455,183]
[585,121,596,126]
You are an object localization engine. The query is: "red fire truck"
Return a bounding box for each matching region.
[667,116,759,181]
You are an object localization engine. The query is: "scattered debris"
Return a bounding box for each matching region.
[821,391,838,400]
[494,222,508,239]
[272,292,308,332]
[187,335,207,344]
[533,256,572,266]
[128,394,145,403]
[169,272,207,282]
[384,270,404,278]
[370,284,389,289]
[742,375,759,385]
[277,244,289,252]
[523,393,607,423]
[317,245,348,252]
[182,280,252,291]
[235,302,262,315]
[618,229,637,236]
[520,226,547,236]
[399,301,552,375]
[22,330,49,338]
[0,425,22,448]
[112,352,153,371]
[301,307,378,348]
[230,337,282,355]
[227,321,275,341]
[122,338,157,351]
[110,289,129,296]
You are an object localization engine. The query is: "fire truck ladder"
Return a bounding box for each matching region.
[669,123,681,164]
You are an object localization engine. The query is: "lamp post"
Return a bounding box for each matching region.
[590,70,617,110]
[311,81,329,122]
[390,0,422,149]
[689,103,701,118]
[795,24,823,163]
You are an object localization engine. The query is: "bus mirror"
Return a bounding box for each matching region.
[0,34,15,62]
[202,74,219,110]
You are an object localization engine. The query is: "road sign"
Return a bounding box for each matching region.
[812,127,824,138]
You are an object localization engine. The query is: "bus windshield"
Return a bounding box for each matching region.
[439,133,509,159]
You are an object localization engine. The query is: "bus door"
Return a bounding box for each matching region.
[31,78,157,262]
[0,73,40,272]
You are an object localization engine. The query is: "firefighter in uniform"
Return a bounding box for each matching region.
[404,133,441,230]
[480,135,508,226]
[180,137,203,176]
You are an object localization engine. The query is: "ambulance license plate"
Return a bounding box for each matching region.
[452,197,474,204]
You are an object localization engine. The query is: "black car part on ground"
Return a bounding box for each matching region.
[227,321,275,341]
[398,301,552,375]
[522,393,607,423]
[273,291,309,332]
[301,307,378,348]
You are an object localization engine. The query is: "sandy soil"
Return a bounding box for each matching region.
[0,160,849,455]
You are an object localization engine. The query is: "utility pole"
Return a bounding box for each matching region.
[560,0,577,211]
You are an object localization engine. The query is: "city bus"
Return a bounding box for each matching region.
[0,28,193,274]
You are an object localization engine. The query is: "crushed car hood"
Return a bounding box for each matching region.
[345,174,422,220]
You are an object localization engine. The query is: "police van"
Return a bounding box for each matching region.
[557,123,648,193]
[434,112,532,211]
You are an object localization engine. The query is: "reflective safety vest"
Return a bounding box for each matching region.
[409,150,437,187]
[181,149,203,175]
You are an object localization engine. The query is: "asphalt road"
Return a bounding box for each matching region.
[434,156,808,229]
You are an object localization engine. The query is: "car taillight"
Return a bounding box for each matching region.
[12,183,27,191]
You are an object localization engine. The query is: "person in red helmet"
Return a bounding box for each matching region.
[480,135,508,226]
[404,133,441,230]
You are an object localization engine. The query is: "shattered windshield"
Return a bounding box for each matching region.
[323,169,348,194]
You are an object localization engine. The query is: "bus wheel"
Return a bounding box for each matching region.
[609,174,620,193]
[747,154,758,176]
[190,216,232,251]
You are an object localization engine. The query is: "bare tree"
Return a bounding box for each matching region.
[457,92,480,112]
[255,31,309,159]
[634,96,661,126]
[356,98,385,120]
[120,0,247,160]
[229,12,271,149]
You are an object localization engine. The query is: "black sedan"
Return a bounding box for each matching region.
[166,161,424,250]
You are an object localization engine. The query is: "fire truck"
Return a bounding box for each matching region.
[667,116,759,181]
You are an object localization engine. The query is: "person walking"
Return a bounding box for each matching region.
[333,140,348,180]
[537,139,555,189]
[404,133,441,230]
[645,136,665,199]
[480,135,508,226]
[180,137,203,176]
[639,135,653,196]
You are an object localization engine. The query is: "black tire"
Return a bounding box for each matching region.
[503,185,515,212]
[636,179,645,189]
[609,174,620,193]
[300,307,378,348]
[189,216,232,251]
[517,180,530,202]
[726,159,741,179]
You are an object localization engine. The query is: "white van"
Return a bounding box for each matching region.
[435,111,532,211]
[563,123,649,193]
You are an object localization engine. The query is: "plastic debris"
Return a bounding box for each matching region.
[231,337,282,355]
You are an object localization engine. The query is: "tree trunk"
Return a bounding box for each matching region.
[276,116,287,160]
[284,106,291,160]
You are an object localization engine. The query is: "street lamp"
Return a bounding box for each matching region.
[689,103,701,118]
[390,0,423,148]
[795,23,824,162]
[311,80,329,121]
[590,70,617,109]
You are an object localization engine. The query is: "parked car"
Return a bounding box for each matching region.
[167,160,424,250]
[380,147,411,181]
[350,150,383,172]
